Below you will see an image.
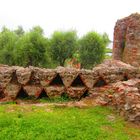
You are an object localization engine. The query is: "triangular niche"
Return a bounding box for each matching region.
[37,89,49,99]
[123,75,128,81]
[93,77,107,87]
[49,74,64,86]
[16,87,29,99]
[80,90,90,100]
[0,90,5,99]
[71,75,85,87]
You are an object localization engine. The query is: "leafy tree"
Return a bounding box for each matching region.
[102,32,110,46]
[31,26,44,35]
[79,32,107,69]
[0,25,110,69]
[50,30,77,66]
[14,26,24,37]
[0,28,18,65]
[102,33,112,59]
[14,26,49,67]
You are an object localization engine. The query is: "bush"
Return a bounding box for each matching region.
[14,26,50,67]
[50,30,78,66]
[79,32,107,69]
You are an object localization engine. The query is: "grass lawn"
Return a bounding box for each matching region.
[0,104,140,140]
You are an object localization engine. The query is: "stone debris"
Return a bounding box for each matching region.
[110,79,140,122]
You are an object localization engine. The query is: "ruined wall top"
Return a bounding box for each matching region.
[0,60,137,100]
[113,13,140,66]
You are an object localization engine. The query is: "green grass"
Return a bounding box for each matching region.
[16,92,73,103]
[38,96,74,103]
[0,105,140,140]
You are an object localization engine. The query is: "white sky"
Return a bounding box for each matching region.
[0,0,139,40]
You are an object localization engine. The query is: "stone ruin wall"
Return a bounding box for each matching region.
[113,13,140,66]
[0,61,137,100]
[1,13,140,122]
[1,60,140,122]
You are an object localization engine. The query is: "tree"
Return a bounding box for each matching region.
[31,26,44,35]
[79,32,107,69]
[102,33,112,59]
[14,26,49,67]
[102,32,110,46]
[50,30,77,66]
[0,28,18,65]
[14,26,24,37]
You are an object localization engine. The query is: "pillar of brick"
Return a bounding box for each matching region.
[113,13,140,66]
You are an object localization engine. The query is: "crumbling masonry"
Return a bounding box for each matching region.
[0,61,135,100]
[1,13,140,123]
[113,13,140,66]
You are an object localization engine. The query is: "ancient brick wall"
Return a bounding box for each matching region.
[113,13,140,66]
[1,60,140,123]
[0,60,137,100]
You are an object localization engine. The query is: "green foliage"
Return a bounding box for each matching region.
[79,31,106,69]
[0,105,140,140]
[14,26,49,67]
[0,26,110,68]
[14,26,24,37]
[105,48,112,53]
[0,101,17,105]
[31,26,44,35]
[0,28,18,65]
[50,30,78,66]
[105,54,112,59]
[102,32,110,46]
[105,47,112,60]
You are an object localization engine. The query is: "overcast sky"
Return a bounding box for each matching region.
[0,0,139,40]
